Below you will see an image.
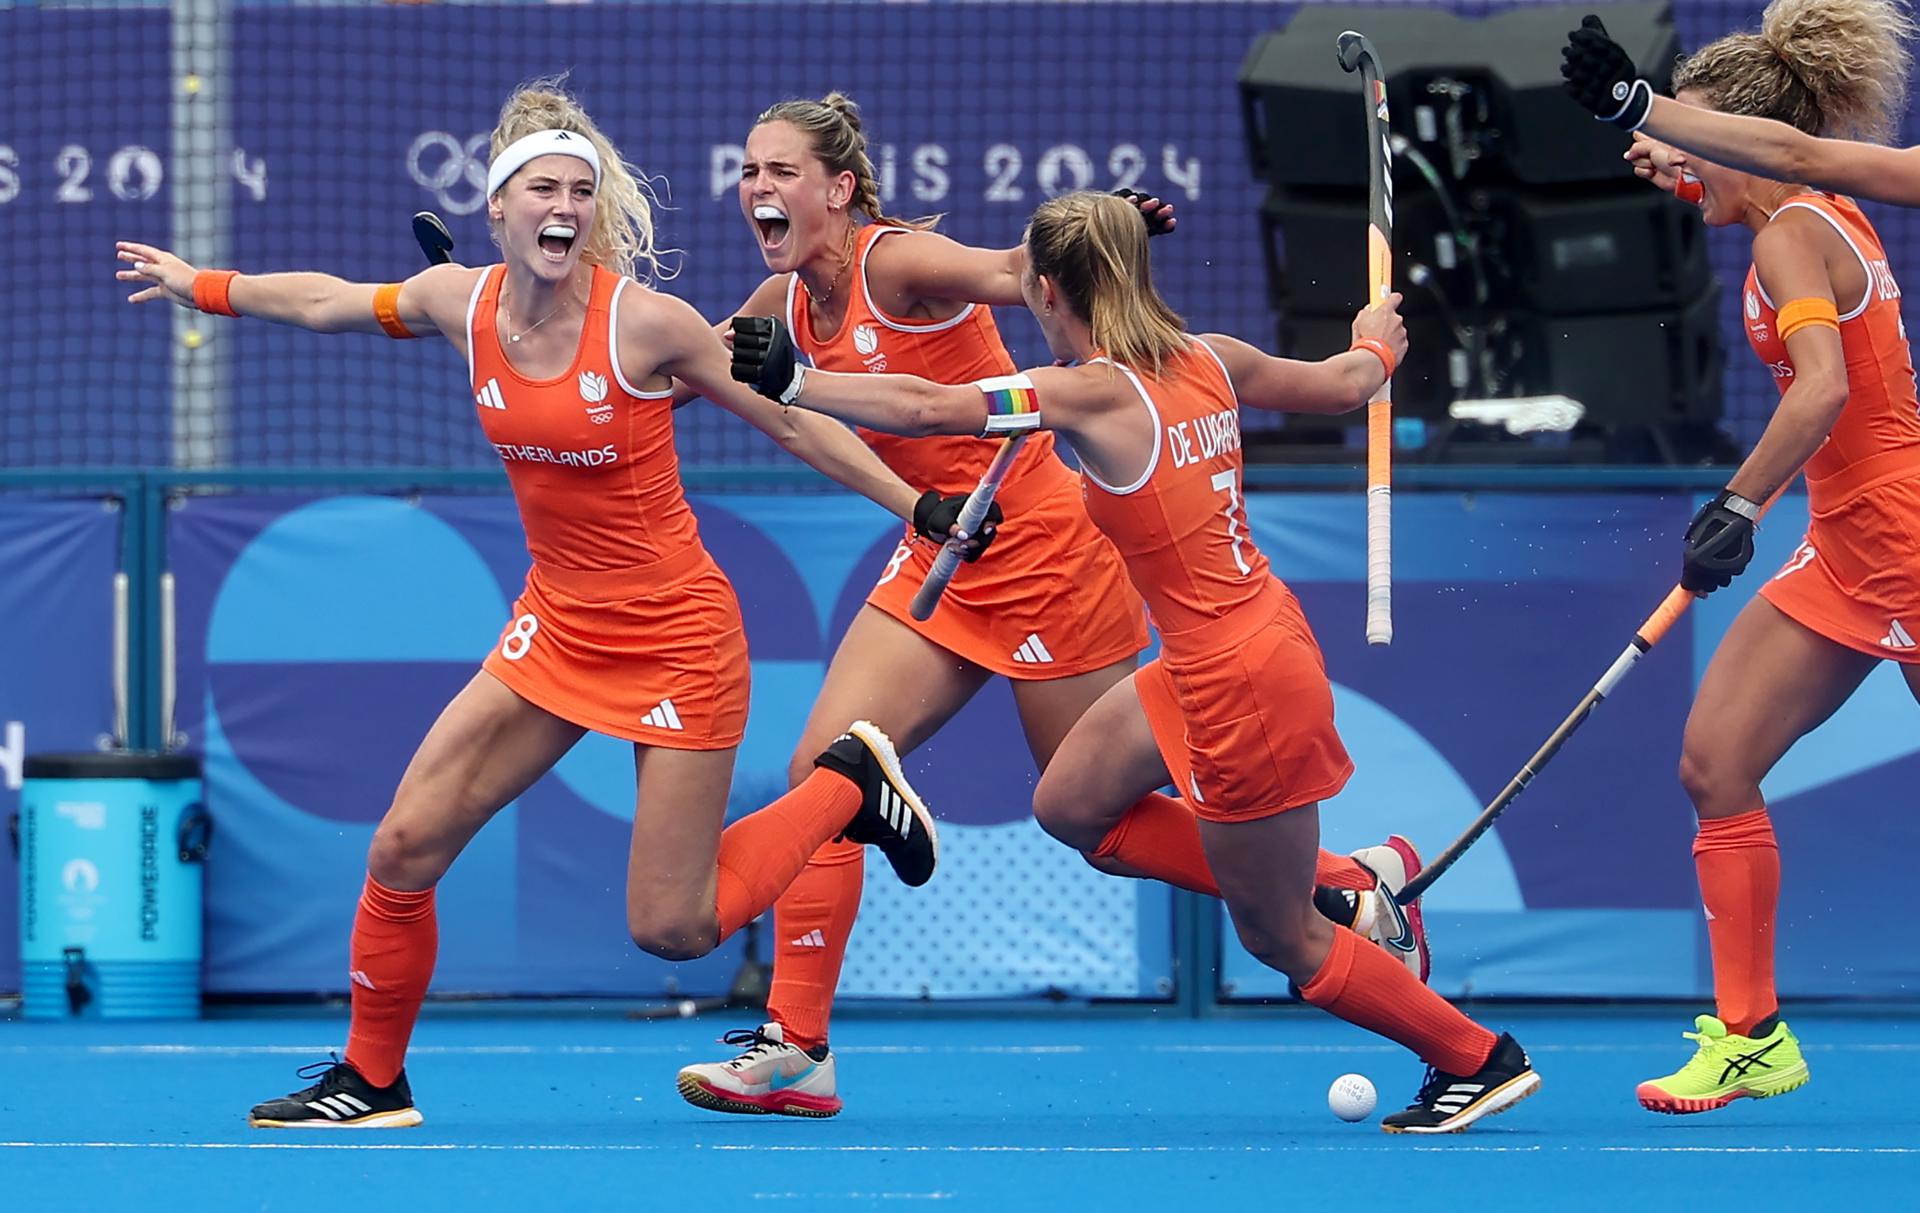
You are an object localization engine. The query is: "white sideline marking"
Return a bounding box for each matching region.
[10,1040,1918,1058]
[3,1142,1920,1155]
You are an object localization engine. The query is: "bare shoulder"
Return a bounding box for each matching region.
[615,278,704,335]
[403,263,489,336]
[738,272,790,317]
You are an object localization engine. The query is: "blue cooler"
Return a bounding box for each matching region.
[14,752,211,1019]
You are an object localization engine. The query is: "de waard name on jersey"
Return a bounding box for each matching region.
[1166,408,1242,469]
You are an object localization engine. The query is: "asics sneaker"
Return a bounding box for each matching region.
[1381,1032,1540,1134]
[248,1056,422,1128]
[817,720,938,887]
[677,1022,841,1118]
[1636,1015,1809,1114]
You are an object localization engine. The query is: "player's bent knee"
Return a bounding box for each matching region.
[365,821,448,890]
[627,912,719,962]
[1031,781,1108,852]
[1677,746,1749,818]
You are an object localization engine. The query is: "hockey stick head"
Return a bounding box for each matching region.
[1336,30,1378,75]
[412,211,454,265]
[1448,395,1586,435]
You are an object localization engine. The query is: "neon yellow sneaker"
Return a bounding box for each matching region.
[1636,1015,1810,1114]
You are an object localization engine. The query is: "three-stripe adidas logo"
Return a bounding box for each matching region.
[1430,1081,1485,1114]
[1881,619,1916,650]
[641,699,684,731]
[304,1093,374,1121]
[789,930,826,949]
[476,377,506,411]
[1012,633,1054,664]
[877,782,913,839]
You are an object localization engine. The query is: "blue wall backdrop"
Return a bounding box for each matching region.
[4,487,1915,1001]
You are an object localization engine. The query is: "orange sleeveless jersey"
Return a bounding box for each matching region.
[1741,195,1920,663]
[786,225,1145,678]
[1080,341,1353,820]
[469,264,751,744]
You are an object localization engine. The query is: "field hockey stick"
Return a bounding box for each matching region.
[413,211,454,265]
[909,431,1028,621]
[1338,30,1396,647]
[1398,479,1800,904]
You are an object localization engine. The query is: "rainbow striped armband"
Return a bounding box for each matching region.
[977,373,1041,435]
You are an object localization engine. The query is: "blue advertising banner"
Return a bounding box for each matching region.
[0,496,124,991]
[1221,492,1920,1001]
[165,490,1172,998]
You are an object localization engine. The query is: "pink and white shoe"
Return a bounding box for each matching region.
[676,1023,841,1118]
[1348,835,1431,984]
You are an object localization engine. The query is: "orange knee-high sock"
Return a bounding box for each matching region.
[765,837,865,1051]
[1315,851,1376,891]
[1092,794,1220,895]
[342,876,437,1088]
[714,767,863,941]
[1092,795,1373,898]
[1300,926,1497,1075]
[1693,807,1780,1036]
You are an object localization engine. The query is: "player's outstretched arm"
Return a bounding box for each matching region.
[115,240,462,337]
[872,190,1176,310]
[730,314,1087,438]
[1645,102,1920,207]
[645,292,920,518]
[1561,12,1920,208]
[1200,295,1404,415]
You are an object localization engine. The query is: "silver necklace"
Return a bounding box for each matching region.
[503,294,566,344]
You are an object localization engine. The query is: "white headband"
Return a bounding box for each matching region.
[486,129,602,198]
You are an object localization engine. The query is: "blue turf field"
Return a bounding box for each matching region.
[4,1008,1916,1211]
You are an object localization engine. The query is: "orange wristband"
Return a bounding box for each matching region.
[191,269,239,317]
[1350,336,1396,379]
[372,282,417,339]
[1776,296,1840,342]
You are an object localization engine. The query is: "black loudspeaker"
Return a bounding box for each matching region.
[1239,2,1681,189]
[1494,185,1712,314]
[1261,180,1708,320]
[1512,288,1725,426]
[1278,284,1724,433]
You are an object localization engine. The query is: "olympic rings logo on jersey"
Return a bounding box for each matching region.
[408,131,492,216]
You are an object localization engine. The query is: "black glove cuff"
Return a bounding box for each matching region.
[1602,78,1654,131]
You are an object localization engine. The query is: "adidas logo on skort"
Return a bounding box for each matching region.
[579,370,613,424]
[1882,619,1916,650]
[642,699,684,731]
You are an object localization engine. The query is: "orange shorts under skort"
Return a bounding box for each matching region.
[865,465,1148,679]
[1759,475,1920,664]
[1134,580,1354,823]
[481,546,751,748]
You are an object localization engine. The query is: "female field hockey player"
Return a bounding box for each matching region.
[1579,0,1920,1113]
[116,80,948,1129]
[729,190,1542,1134]
[672,95,1432,1119]
[1562,2,1920,207]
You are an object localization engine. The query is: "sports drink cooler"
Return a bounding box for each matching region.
[12,752,211,1019]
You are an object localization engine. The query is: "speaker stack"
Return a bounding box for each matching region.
[1239,3,1726,461]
